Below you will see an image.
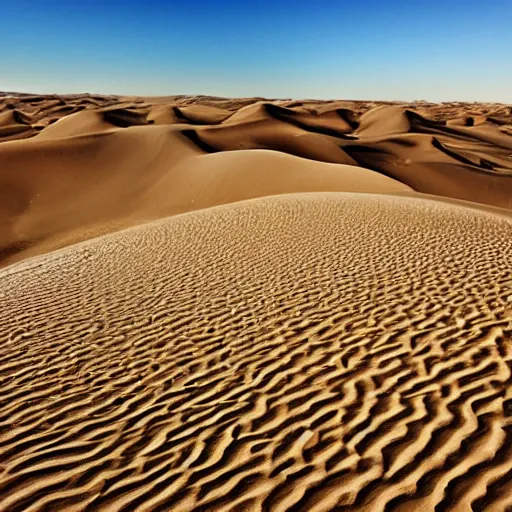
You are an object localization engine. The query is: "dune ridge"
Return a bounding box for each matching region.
[0,94,511,266]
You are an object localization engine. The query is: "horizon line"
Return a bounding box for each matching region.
[1,90,511,105]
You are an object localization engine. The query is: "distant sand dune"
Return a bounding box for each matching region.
[0,193,511,511]
[0,123,410,266]
[0,109,35,140]
[0,95,510,265]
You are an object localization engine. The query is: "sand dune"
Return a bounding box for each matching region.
[148,104,231,126]
[0,94,511,510]
[0,193,511,511]
[0,123,412,266]
[36,107,150,140]
[0,109,36,141]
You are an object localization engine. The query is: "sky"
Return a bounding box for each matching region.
[1,0,511,102]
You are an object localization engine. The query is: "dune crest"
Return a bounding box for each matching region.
[0,95,511,265]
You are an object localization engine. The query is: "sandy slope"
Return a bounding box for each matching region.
[0,126,410,266]
[0,95,511,266]
[0,94,512,510]
[1,95,512,267]
[0,193,511,511]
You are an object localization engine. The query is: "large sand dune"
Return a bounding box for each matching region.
[0,94,511,510]
[1,193,511,511]
[1,95,511,266]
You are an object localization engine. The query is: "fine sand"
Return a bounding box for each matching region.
[0,94,512,511]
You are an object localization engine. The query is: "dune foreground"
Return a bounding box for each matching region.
[0,194,511,511]
[0,94,512,511]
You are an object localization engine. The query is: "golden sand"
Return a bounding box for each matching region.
[0,94,511,510]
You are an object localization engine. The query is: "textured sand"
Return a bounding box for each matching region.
[1,94,512,510]
[1,194,511,511]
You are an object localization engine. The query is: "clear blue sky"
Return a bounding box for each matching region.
[1,0,511,102]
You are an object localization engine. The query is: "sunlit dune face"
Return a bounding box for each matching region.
[1,193,511,511]
[0,95,511,267]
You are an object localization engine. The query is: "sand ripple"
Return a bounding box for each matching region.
[1,193,511,511]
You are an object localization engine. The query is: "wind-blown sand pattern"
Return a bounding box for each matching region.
[0,94,512,510]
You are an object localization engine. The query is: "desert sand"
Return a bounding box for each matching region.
[0,94,511,511]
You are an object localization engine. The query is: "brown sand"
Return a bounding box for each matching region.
[0,94,512,510]
[1,95,511,267]
[1,193,511,511]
